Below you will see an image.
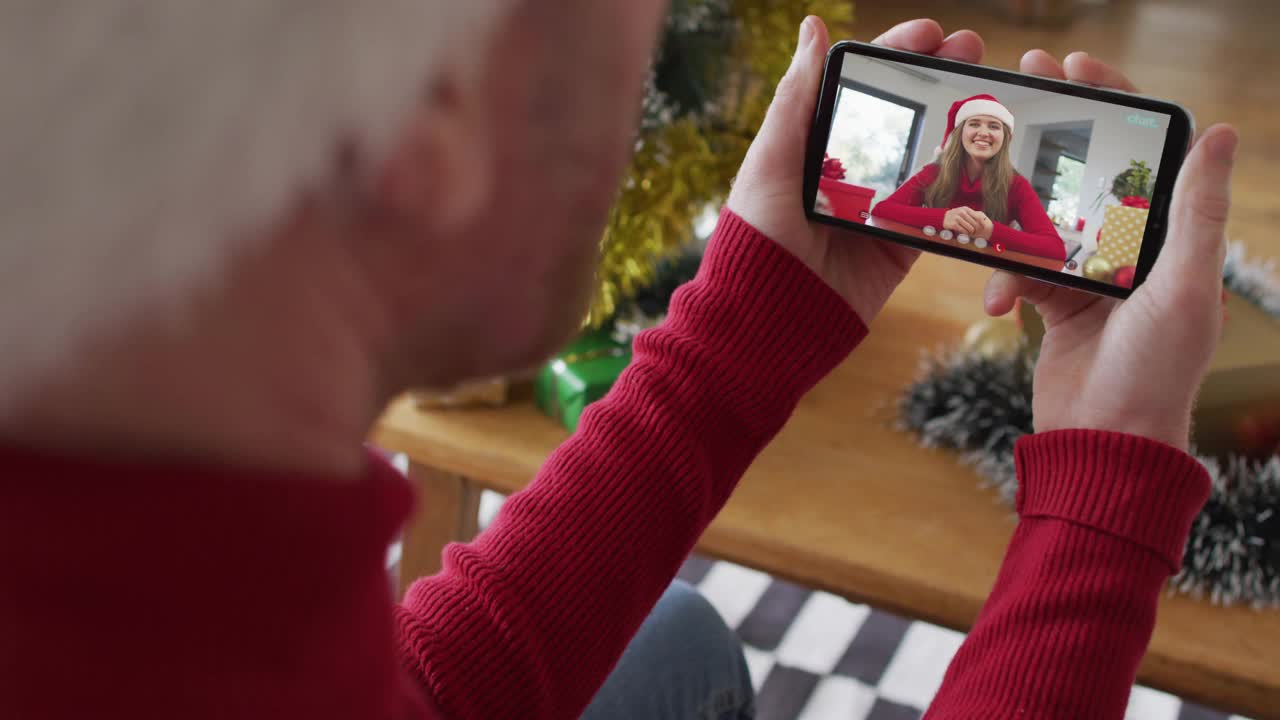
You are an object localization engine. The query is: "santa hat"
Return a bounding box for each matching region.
[935,94,1016,157]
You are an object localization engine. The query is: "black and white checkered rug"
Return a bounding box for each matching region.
[391,473,1251,720]
[674,553,1249,720]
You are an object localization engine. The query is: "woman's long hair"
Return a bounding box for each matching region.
[924,122,1016,224]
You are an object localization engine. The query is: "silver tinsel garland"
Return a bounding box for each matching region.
[638,0,731,131]
[899,245,1280,607]
[1225,242,1280,317]
[1176,454,1280,607]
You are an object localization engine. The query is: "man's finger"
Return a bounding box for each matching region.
[984,271,1058,316]
[873,21,984,65]
[744,16,830,177]
[872,19,944,53]
[934,30,985,64]
[984,270,1100,326]
[1150,123,1238,295]
[1020,49,1066,80]
[1062,51,1140,93]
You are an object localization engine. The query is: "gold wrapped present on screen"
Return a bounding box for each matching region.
[1096,204,1148,269]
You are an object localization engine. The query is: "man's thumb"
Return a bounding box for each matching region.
[1152,124,1238,294]
[756,17,828,165]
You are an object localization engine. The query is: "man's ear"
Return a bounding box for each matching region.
[376,71,493,233]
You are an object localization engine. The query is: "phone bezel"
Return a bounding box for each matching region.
[804,41,1195,299]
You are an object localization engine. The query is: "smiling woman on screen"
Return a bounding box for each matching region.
[870,94,1066,260]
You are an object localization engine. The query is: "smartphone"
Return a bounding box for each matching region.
[804,41,1194,298]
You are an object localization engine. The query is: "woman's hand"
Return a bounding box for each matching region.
[728,17,985,324]
[984,50,1238,450]
[972,210,995,239]
[943,207,991,237]
[943,208,978,235]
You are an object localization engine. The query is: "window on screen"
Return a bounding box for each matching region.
[1048,154,1086,227]
[826,81,924,204]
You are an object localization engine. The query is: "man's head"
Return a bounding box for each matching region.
[0,0,667,411]
[371,1,670,383]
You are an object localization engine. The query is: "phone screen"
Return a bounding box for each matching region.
[812,49,1179,289]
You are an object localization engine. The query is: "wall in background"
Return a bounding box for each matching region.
[1009,95,1168,250]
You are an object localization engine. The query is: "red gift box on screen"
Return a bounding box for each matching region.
[818,177,875,224]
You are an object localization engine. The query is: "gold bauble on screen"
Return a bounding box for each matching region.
[1082,254,1116,283]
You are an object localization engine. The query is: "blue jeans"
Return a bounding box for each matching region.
[581,580,756,720]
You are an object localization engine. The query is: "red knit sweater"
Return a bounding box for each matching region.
[871,163,1067,261]
[0,210,1207,719]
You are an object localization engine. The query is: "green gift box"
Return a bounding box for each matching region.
[534,331,632,431]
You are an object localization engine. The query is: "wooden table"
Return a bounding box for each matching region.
[373,253,1280,720]
[866,215,1070,272]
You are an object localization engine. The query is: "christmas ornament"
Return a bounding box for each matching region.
[1192,292,1280,459]
[1113,265,1136,288]
[1234,413,1280,457]
[1082,254,1115,282]
[962,317,1024,359]
[587,0,854,327]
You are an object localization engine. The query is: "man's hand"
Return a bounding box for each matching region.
[984,50,1238,450]
[727,17,985,323]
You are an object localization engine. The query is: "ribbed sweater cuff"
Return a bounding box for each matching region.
[661,207,866,402]
[1015,429,1210,572]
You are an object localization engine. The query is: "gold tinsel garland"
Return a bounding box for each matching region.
[587,0,854,327]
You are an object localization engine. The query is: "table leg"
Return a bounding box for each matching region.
[397,463,482,597]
